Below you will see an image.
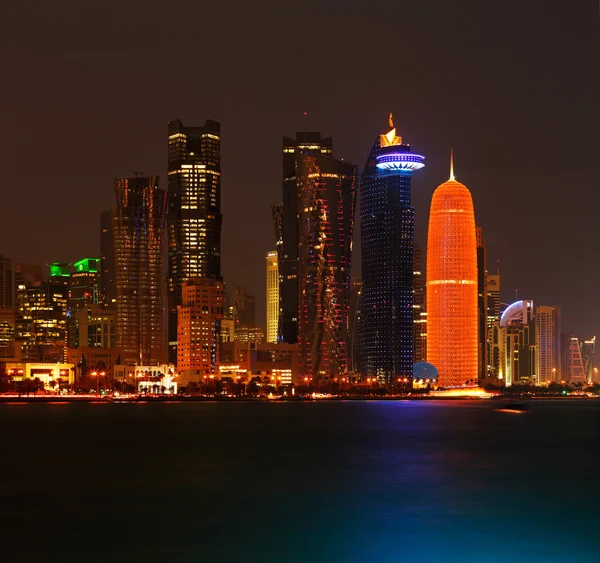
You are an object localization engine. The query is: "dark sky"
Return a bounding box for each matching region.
[1,0,598,336]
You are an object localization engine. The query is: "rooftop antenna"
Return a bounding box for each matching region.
[303,111,307,135]
[449,149,455,181]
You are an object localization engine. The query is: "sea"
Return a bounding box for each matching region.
[1,399,599,562]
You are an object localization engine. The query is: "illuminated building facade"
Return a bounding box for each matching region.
[100,210,116,308]
[266,250,279,344]
[495,300,536,386]
[167,119,222,364]
[535,305,561,385]
[271,203,284,340]
[360,116,425,382]
[279,132,333,345]
[67,258,100,348]
[567,337,586,384]
[13,264,68,363]
[294,148,357,380]
[113,176,167,365]
[413,244,427,364]
[426,156,478,387]
[581,336,595,383]
[177,277,224,383]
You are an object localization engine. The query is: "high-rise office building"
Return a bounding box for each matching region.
[360,116,425,382]
[113,176,167,365]
[271,203,284,341]
[426,155,478,387]
[567,337,586,384]
[476,227,488,380]
[487,269,501,327]
[266,251,279,344]
[348,278,362,373]
[279,132,333,345]
[167,118,222,364]
[295,149,357,380]
[0,255,14,344]
[0,255,13,310]
[100,210,116,309]
[535,305,561,385]
[177,277,224,383]
[13,264,68,363]
[581,336,595,383]
[413,244,427,364]
[67,258,100,348]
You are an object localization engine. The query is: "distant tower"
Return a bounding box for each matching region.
[360,115,425,382]
[426,154,478,387]
[476,227,488,380]
[100,210,116,309]
[265,251,279,344]
[167,119,222,364]
[535,305,562,385]
[413,244,427,364]
[113,176,167,365]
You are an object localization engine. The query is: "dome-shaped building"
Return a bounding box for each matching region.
[426,155,478,387]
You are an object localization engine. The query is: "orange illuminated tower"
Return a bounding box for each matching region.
[426,153,478,387]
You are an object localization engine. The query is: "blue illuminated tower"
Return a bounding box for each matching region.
[360,115,425,382]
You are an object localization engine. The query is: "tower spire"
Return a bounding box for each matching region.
[389,113,394,130]
[449,149,455,181]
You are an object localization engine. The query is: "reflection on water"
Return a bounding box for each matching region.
[1,400,599,562]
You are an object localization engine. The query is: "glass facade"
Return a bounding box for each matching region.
[113,176,167,365]
[167,119,222,364]
[280,133,332,345]
[360,119,424,382]
[295,151,357,381]
[426,173,478,387]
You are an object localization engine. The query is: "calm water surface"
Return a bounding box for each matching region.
[1,400,599,562]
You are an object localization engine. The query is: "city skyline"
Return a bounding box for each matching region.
[2,1,598,340]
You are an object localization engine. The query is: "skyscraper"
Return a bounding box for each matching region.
[426,155,478,387]
[280,132,333,345]
[0,255,14,345]
[270,203,284,341]
[413,244,427,364]
[266,250,279,344]
[100,210,116,309]
[278,132,356,380]
[535,305,561,385]
[113,176,167,365]
[360,115,425,382]
[67,258,100,348]
[0,255,13,310]
[348,278,362,373]
[567,337,586,384]
[476,227,488,380]
[295,149,357,381]
[167,118,222,364]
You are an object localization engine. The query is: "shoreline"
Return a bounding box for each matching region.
[0,394,596,404]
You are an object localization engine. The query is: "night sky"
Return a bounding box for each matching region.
[2,1,598,336]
